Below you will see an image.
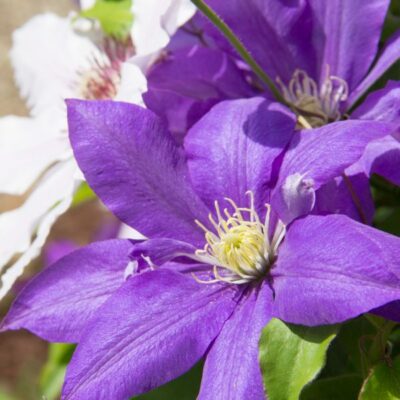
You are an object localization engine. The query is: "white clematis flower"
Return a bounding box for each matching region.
[118,0,196,105]
[0,0,195,300]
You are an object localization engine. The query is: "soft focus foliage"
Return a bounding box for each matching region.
[79,0,133,39]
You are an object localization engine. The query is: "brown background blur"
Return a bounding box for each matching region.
[0,1,113,398]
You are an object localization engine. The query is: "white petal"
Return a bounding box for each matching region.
[11,13,101,116]
[115,62,147,105]
[117,223,145,240]
[130,0,195,70]
[79,0,96,10]
[161,0,197,36]
[0,114,71,195]
[0,160,79,300]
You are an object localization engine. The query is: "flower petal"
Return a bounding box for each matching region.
[11,13,100,116]
[144,45,255,141]
[347,32,400,107]
[199,283,273,400]
[309,0,389,91]
[0,161,78,300]
[67,99,209,246]
[273,214,400,325]
[313,172,375,224]
[131,0,195,63]
[204,0,317,83]
[276,120,393,190]
[114,62,147,106]
[61,270,238,400]
[358,135,400,186]
[185,97,295,210]
[1,239,133,342]
[129,238,197,268]
[352,80,400,128]
[372,300,400,323]
[0,115,70,195]
[43,240,78,267]
[271,120,391,222]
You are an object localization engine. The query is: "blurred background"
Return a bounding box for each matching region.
[0,1,116,398]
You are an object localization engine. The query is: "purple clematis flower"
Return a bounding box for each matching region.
[143,0,400,220]
[146,0,400,133]
[2,98,400,400]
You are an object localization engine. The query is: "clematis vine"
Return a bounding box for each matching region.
[0,0,194,300]
[2,98,400,400]
[143,0,400,219]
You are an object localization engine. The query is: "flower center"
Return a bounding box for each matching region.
[277,68,349,128]
[79,66,121,100]
[193,192,286,285]
[78,37,134,100]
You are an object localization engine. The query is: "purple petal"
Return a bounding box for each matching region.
[273,214,400,325]
[271,120,391,222]
[204,0,317,83]
[144,45,255,142]
[348,32,400,107]
[1,239,133,343]
[129,237,198,269]
[358,135,400,186]
[352,80,400,128]
[185,97,295,210]
[43,240,77,267]
[309,0,389,91]
[313,172,375,224]
[275,120,393,190]
[199,283,273,400]
[67,100,209,246]
[373,300,400,322]
[61,270,238,400]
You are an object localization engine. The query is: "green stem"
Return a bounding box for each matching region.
[190,0,287,105]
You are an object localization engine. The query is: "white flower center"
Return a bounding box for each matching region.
[193,192,286,285]
[78,37,134,100]
[277,68,349,128]
[79,66,121,100]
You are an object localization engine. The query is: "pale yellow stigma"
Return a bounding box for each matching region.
[277,67,349,128]
[192,192,286,285]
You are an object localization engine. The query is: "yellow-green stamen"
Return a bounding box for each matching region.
[277,68,349,128]
[192,192,286,285]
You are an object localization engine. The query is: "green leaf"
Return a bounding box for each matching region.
[0,388,15,400]
[259,318,338,400]
[80,0,133,40]
[301,374,363,400]
[132,362,202,400]
[321,316,375,377]
[40,343,75,400]
[359,356,400,400]
[72,182,96,206]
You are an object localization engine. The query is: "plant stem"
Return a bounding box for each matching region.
[190,0,287,105]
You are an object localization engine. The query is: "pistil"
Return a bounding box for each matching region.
[193,192,286,285]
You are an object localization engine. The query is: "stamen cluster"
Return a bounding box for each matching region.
[194,192,286,284]
[277,68,349,127]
